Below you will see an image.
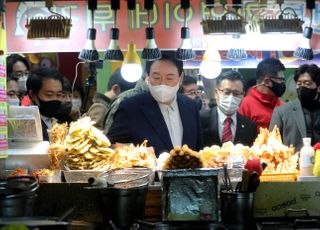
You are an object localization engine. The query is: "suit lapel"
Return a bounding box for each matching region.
[177,95,190,145]
[292,99,307,137]
[211,107,221,145]
[235,113,246,142]
[140,93,173,149]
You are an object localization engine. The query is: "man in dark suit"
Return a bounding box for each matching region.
[26,68,63,141]
[201,71,257,147]
[107,53,202,156]
[270,64,320,151]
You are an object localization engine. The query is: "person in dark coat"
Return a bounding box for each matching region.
[107,53,202,156]
[201,70,258,147]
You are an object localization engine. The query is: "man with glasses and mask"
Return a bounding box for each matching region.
[26,67,63,141]
[270,64,320,151]
[108,53,202,156]
[238,58,286,131]
[201,71,257,147]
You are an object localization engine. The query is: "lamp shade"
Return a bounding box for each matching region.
[121,42,143,82]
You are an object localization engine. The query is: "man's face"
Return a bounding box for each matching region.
[182,83,198,100]
[296,73,317,89]
[12,61,29,78]
[7,80,20,99]
[146,60,183,87]
[33,79,63,103]
[215,79,244,104]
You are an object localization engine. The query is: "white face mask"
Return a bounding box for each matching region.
[72,98,82,111]
[148,82,180,104]
[218,95,242,115]
[17,75,28,92]
[7,98,20,106]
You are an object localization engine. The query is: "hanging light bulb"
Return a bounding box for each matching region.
[79,28,99,62]
[293,26,313,60]
[226,34,247,61]
[200,48,222,79]
[142,0,161,60]
[104,0,123,61]
[105,28,123,61]
[176,0,195,61]
[121,42,143,82]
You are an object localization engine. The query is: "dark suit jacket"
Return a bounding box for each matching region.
[107,92,203,156]
[41,119,49,141]
[200,107,258,147]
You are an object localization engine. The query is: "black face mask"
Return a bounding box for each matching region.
[269,79,286,97]
[297,87,320,111]
[195,96,203,111]
[37,96,62,118]
[55,101,72,121]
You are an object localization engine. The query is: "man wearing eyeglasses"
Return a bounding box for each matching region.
[201,70,258,147]
[270,64,320,151]
[238,58,286,131]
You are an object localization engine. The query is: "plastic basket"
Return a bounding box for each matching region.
[260,172,298,182]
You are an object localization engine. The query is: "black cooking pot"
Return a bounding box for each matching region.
[99,185,148,230]
[0,176,39,217]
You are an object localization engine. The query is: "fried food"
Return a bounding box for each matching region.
[47,122,68,170]
[163,145,203,170]
[65,116,114,170]
[111,140,156,169]
[249,127,298,174]
[8,167,28,177]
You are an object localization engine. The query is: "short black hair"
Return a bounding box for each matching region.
[256,58,285,83]
[27,67,64,95]
[62,77,72,92]
[107,68,136,92]
[294,64,320,86]
[145,52,183,76]
[6,54,30,76]
[216,70,245,87]
[179,75,197,93]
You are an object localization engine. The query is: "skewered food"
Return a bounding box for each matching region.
[163,145,203,170]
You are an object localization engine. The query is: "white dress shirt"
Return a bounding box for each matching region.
[158,98,183,147]
[217,108,237,142]
[41,115,53,130]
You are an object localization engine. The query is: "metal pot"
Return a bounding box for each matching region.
[0,176,39,217]
[99,185,148,229]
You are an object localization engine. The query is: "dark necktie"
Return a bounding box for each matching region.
[222,117,233,143]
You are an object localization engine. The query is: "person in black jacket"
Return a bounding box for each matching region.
[26,67,63,141]
[201,70,257,147]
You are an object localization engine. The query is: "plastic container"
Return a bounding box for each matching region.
[63,170,103,183]
[300,138,314,177]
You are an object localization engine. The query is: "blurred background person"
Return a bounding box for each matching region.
[201,70,257,147]
[26,67,63,141]
[270,64,320,150]
[70,83,84,121]
[238,58,286,131]
[179,75,203,110]
[7,77,20,106]
[6,54,30,94]
[55,77,73,124]
[85,68,136,130]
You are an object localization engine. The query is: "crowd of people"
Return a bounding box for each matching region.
[5,52,320,154]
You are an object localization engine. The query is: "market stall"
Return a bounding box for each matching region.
[1,0,320,229]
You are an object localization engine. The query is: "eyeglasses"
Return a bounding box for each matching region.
[217,88,244,97]
[185,90,198,97]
